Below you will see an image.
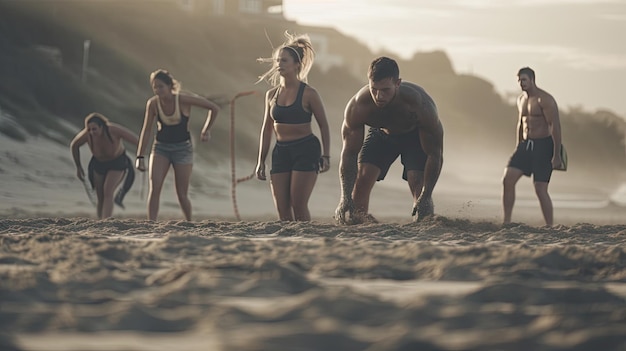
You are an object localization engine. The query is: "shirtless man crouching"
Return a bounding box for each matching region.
[335,57,444,224]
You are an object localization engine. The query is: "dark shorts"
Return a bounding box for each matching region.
[359,127,427,181]
[271,134,321,174]
[507,136,554,182]
[87,153,135,204]
[152,140,193,165]
[89,152,130,175]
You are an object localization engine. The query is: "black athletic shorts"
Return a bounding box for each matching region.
[271,134,321,174]
[507,136,554,182]
[359,127,427,181]
[89,152,130,175]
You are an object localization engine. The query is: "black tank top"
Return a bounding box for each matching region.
[156,94,191,143]
[270,82,312,124]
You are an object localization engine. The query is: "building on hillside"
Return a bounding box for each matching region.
[302,27,372,79]
[307,33,343,74]
[179,0,283,17]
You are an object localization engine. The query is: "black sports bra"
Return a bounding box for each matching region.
[270,82,312,124]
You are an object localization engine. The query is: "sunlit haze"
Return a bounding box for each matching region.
[283,0,626,117]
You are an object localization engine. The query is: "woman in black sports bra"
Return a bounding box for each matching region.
[255,32,331,221]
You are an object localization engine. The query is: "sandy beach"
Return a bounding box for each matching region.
[2,1,626,349]
[2,133,626,351]
[2,217,626,351]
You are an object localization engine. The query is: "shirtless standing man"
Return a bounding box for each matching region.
[502,67,563,226]
[335,57,444,224]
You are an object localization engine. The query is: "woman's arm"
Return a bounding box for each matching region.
[69,129,89,180]
[307,86,331,172]
[255,89,276,180]
[136,98,157,171]
[179,94,221,141]
[109,123,139,147]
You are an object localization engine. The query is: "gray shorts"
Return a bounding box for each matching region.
[152,140,193,165]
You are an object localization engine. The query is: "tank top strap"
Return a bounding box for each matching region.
[174,94,181,118]
[156,96,165,118]
[156,95,180,119]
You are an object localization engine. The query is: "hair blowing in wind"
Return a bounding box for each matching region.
[256,31,315,86]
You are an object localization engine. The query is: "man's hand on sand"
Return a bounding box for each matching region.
[412,195,434,222]
[350,211,378,224]
[335,199,379,225]
[334,197,355,225]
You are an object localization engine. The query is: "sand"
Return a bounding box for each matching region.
[1,217,626,350]
[1,135,626,350]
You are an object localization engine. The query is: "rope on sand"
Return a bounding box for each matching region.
[230,90,259,220]
[82,178,97,207]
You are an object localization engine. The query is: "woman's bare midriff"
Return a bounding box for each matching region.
[274,123,313,142]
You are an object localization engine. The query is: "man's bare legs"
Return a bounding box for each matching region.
[502,167,524,224]
[352,163,380,223]
[534,181,553,226]
[173,163,193,221]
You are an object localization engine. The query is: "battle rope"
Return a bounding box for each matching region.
[230,90,258,220]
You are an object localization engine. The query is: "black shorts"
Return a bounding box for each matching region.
[89,153,130,175]
[359,127,427,181]
[507,136,554,182]
[87,153,135,202]
[271,134,321,174]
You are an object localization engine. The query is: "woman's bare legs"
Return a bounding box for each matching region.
[173,163,193,221]
[148,153,171,221]
[270,172,294,221]
[93,173,105,219]
[290,171,317,221]
[101,170,125,218]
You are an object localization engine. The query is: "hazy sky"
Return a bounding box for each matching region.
[283,0,626,117]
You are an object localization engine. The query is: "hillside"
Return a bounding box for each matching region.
[1,0,625,193]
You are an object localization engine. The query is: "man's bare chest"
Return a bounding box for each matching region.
[365,108,418,134]
[520,97,543,117]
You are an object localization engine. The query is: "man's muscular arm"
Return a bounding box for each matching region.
[339,121,363,198]
[414,101,444,221]
[540,94,562,168]
[516,95,525,145]
[335,99,365,224]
